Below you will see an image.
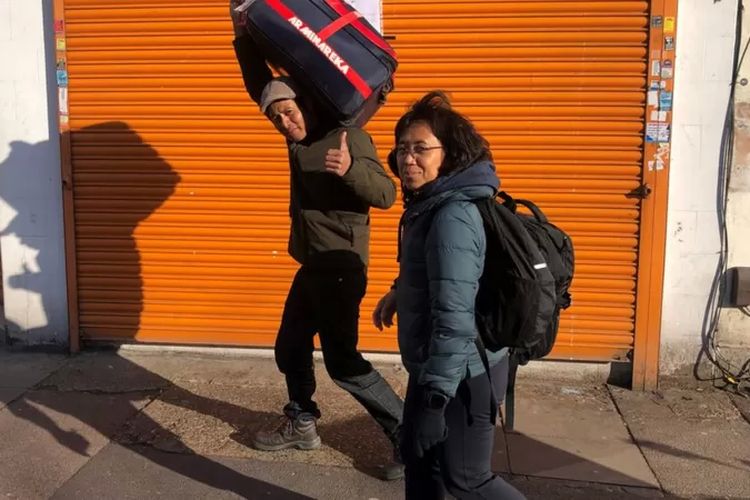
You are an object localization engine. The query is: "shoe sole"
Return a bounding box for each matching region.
[253,436,322,452]
[377,464,405,481]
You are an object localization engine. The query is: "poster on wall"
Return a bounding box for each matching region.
[343,0,382,33]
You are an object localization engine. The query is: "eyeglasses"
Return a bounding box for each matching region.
[394,144,443,158]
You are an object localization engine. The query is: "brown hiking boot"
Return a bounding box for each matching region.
[253,415,321,451]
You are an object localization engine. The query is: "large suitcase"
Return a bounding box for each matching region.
[238,0,398,127]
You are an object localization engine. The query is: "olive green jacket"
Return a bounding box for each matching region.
[286,126,396,266]
[233,35,396,267]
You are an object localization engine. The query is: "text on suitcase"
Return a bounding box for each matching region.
[288,17,351,75]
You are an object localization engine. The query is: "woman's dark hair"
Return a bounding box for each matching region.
[387,90,492,178]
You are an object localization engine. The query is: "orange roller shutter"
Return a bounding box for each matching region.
[62,0,650,361]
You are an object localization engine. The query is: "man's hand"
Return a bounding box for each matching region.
[373,289,397,331]
[325,131,352,177]
[230,0,248,38]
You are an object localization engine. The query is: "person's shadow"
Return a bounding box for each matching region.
[0,139,68,346]
[0,122,313,499]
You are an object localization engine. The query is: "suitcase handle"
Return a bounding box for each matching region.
[319,11,362,41]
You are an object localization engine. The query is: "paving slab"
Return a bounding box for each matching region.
[52,443,404,500]
[0,390,151,499]
[118,349,302,386]
[0,387,24,409]
[505,475,672,499]
[0,351,67,390]
[611,386,750,499]
[505,381,658,487]
[40,352,172,392]
[507,433,659,487]
[52,442,673,500]
[118,349,410,391]
[509,382,629,441]
[53,442,672,500]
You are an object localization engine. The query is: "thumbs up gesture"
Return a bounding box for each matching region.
[325,131,352,177]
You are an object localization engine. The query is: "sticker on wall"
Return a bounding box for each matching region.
[646,123,670,143]
[664,17,675,33]
[54,20,65,34]
[56,70,68,87]
[649,110,669,122]
[661,60,673,79]
[647,90,659,106]
[60,115,69,125]
[651,60,661,77]
[56,37,66,51]
[650,80,660,90]
[56,58,66,71]
[660,80,668,89]
[58,88,69,114]
[659,91,673,111]
[652,143,671,171]
[658,124,670,143]
[651,16,663,28]
[664,36,675,51]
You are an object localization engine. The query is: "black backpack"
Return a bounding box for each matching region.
[473,191,575,429]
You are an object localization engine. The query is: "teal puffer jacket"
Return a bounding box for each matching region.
[396,161,508,398]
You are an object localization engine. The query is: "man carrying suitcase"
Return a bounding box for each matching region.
[229,2,404,480]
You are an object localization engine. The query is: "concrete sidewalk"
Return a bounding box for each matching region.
[0,347,748,499]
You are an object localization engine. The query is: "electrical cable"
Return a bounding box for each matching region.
[695,0,750,393]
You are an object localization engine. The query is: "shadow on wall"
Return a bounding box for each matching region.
[0,0,63,348]
[0,122,180,346]
[0,139,68,347]
[66,121,180,342]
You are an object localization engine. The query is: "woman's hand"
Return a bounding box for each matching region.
[412,389,449,458]
[373,289,397,331]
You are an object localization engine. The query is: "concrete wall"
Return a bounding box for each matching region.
[0,0,68,348]
[661,0,744,375]
[718,2,750,372]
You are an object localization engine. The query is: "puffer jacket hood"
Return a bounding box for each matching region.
[398,161,499,262]
[403,160,499,212]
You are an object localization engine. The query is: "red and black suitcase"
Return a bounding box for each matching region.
[239,0,398,127]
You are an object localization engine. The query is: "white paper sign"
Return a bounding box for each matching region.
[344,0,382,33]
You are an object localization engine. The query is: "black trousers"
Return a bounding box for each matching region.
[274,264,403,442]
[401,356,525,499]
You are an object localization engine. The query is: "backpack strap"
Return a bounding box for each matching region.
[497,190,517,213]
[513,198,548,224]
[473,335,499,425]
[476,335,521,431]
[504,355,519,432]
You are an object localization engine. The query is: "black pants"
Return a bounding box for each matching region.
[401,356,525,499]
[275,265,403,443]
